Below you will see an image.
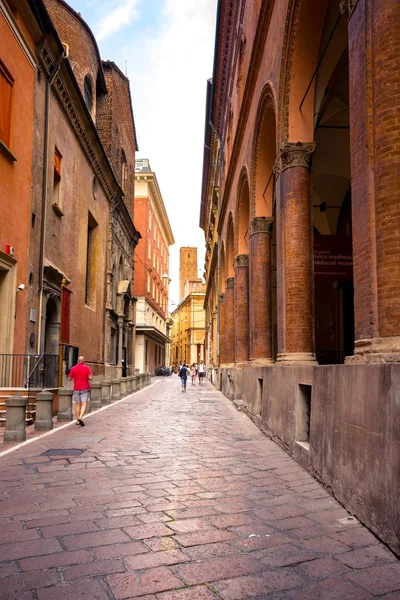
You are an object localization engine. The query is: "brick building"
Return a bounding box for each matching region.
[201,0,400,554]
[170,248,206,368]
[6,0,142,385]
[134,159,174,374]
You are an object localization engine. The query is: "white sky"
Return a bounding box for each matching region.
[72,0,218,306]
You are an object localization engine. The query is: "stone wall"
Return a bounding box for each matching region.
[220,364,400,556]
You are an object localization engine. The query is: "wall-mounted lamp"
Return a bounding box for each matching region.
[16,284,26,292]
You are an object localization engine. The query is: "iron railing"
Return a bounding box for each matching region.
[0,354,59,389]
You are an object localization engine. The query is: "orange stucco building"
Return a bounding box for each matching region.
[0,0,37,357]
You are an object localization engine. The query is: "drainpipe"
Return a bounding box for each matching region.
[37,49,65,354]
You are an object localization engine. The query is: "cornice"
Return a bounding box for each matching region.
[218,0,276,234]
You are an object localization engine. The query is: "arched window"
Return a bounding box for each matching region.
[84,75,93,113]
[121,149,127,193]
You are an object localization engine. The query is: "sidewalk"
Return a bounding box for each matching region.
[0,376,399,599]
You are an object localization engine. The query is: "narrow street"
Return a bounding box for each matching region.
[0,378,399,600]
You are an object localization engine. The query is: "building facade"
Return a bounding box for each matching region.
[134,159,174,374]
[0,0,42,368]
[170,248,206,368]
[201,0,400,554]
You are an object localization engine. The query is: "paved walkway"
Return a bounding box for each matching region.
[0,377,399,600]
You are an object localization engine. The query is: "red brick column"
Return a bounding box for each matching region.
[249,217,274,363]
[346,0,400,361]
[234,254,250,364]
[225,278,235,364]
[219,293,226,365]
[275,142,317,364]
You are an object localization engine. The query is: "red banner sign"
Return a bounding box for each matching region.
[314,235,353,280]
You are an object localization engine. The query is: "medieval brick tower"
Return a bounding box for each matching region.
[179,247,198,301]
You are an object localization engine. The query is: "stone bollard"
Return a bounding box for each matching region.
[111,379,121,402]
[90,382,102,410]
[136,374,142,390]
[131,376,137,393]
[147,373,151,385]
[57,389,73,422]
[120,378,127,398]
[35,391,54,431]
[135,368,139,376]
[101,380,111,406]
[4,395,28,443]
[126,376,132,395]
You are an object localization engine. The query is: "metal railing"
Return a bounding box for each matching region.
[0,354,59,389]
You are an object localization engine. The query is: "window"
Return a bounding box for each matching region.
[84,75,93,114]
[0,61,13,148]
[85,212,98,307]
[148,240,151,261]
[147,272,150,293]
[149,212,152,231]
[52,147,63,214]
[121,149,127,193]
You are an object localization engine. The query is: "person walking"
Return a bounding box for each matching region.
[198,360,205,385]
[179,363,189,392]
[68,356,93,426]
[190,363,197,385]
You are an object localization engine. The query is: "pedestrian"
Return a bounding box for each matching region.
[198,359,205,385]
[68,356,93,426]
[190,363,197,385]
[179,363,190,392]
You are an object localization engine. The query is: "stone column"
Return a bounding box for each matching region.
[275,142,317,364]
[131,376,137,393]
[344,0,400,362]
[219,293,226,365]
[117,316,123,377]
[111,379,121,402]
[225,278,235,364]
[120,378,127,398]
[57,389,73,421]
[90,382,102,410]
[126,376,132,395]
[34,391,54,431]
[4,396,28,443]
[249,216,274,363]
[101,380,111,406]
[234,254,250,364]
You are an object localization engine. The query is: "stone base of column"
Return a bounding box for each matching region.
[249,358,274,367]
[346,336,400,364]
[276,352,317,365]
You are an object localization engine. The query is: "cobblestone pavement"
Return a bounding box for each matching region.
[0,377,399,600]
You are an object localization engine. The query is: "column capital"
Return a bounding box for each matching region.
[274,141,316,177]
[226,277,235,289]
[249,216,274,237]
[338,0,359,18]
[234,254,249,269]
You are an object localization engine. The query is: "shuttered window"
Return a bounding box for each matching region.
[0,61,13,147]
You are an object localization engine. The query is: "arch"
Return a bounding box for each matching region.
[279,0,343,143]
[236,168,250,255]
[252,84,277,217]
[226,214,235,278]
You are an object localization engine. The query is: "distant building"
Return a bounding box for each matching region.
[179,247,198,301]
[170,250,206,367]
[134,159,174,374]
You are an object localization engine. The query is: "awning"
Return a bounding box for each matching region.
[135,326,171,344]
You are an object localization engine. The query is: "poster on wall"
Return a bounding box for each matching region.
[314,235,353,280]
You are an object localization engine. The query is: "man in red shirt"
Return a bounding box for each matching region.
[68,356,93,426]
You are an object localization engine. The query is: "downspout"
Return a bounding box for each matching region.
[37,49,65,354]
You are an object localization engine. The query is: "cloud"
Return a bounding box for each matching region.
[96,0,141,41]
